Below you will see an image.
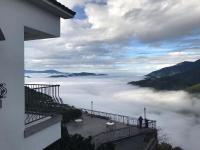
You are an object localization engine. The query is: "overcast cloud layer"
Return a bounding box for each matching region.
[26,76,200,150]
[25,0,200,73]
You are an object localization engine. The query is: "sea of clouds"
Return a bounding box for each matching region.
[26,75,200,150]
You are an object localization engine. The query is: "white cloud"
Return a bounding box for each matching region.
[168,51,187,56]
[25,0,200,73]
[26,76,200,150]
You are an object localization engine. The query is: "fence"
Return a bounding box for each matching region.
[81,108,156,129]
[81,108,157,147]
[93,126,156,147]
[25,84,63,125]
[25,113,49,125]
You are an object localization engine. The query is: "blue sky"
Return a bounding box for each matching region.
[25,0,200,74]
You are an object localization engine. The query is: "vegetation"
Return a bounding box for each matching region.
[158,143,183,150]
[44,123,94,150]
[96,143,115,150]
[44,125,115,150]
[129,59,200,94]
[157,128,183,150]
[186,83,200,93]
[146,59,200,78]
[44,134,95,150]
[62,107,82,123]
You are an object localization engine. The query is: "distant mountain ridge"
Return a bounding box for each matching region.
[129,59,200,93]
[25,70,107,78]
[146,59,200,78]
[50,72,106,78]
[25,70,63,74]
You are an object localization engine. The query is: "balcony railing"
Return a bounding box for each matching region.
[93,126,157,148]
[81,108,157,147]
[25,84,63,125]
[25,113,49,125]
[81,108,156,129]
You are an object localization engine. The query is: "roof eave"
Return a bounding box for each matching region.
[27,0,76,19]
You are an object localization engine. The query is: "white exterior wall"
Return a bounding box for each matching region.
[0,0,62,150]
[0,23,25,150]
[24,122,61,150]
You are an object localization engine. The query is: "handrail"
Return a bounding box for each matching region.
[81,108,156,129]
[25,84,63,125]
[25,84,63,106]
[92,125,156,147]
[81,108,157,147]
[25,113,49,125]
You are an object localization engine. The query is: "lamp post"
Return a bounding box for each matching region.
[144,107,146,119]
[91,101,93,117]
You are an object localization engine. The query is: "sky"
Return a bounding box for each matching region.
[25,0,200,74]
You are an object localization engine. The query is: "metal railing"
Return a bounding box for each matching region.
[81,108,156,129]
[25,84,63,125]
[81,108,157,147]
[25,84,63,104]
[93,126,156,147]
[25,113,49,125]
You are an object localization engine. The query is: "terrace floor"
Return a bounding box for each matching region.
[66,112,157,150]
[66,113,130,138]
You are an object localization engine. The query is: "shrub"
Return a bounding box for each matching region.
[62,108,82,123]
[45,125,115,150]
[158,143,183,150]
[158,143,172,150]
[173,147,183,150]
[44,133,95,150]
[96,142,115,150]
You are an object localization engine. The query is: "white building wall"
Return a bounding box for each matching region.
[24,122,61,150]
[0,0,61,38]
[0,24,25,150]
[0,0,63,150]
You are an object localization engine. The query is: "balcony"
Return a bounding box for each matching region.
[24,84,63,137]
[67,108,157,149]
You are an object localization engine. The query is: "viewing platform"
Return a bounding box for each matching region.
[66,109,157,150]
[24,83,157,150]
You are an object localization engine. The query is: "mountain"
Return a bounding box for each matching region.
[50,72,106,78]
[25,70,107,78]
[128,59,200,93]
[25,70,63,74]
[25,75,31,78]
[146,59,200,78]
[186,84,200,93]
